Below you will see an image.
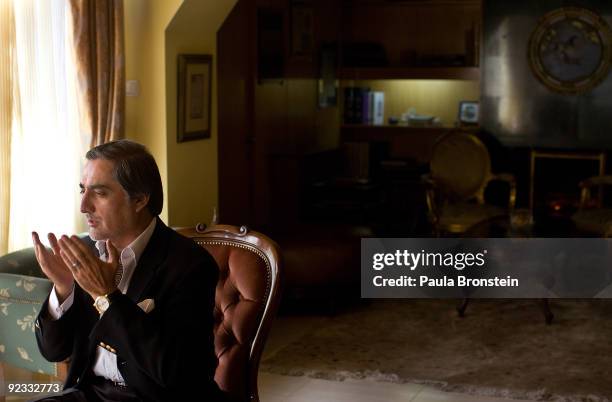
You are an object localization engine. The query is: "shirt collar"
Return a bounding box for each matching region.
[95,217,157,265]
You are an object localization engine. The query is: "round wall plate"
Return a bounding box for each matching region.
[528,7,612,95]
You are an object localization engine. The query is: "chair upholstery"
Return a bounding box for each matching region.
[0,224,282,402]
[423,131,516,235]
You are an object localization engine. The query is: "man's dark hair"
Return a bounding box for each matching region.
[86,140,163,216]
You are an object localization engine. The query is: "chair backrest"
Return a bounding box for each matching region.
[175,224,282,402]
[430,131,492,202]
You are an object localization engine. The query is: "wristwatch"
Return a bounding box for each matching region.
[93,290,120,315]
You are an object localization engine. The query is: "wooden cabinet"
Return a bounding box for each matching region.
[338,0,481,119]
[339,0,481,69]
[336,0,482,169]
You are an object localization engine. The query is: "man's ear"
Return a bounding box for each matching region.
[132,193,150,213]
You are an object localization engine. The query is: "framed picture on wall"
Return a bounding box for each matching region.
[177,54,212,142]
[458,101,479,125]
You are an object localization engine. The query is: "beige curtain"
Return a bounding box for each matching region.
[69,0,125,147]
[0,0,14,256]
[8,0,83,252]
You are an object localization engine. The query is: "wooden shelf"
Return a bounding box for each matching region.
[350,0,481,5]
[338,66,480,81]
[341,124,479,141]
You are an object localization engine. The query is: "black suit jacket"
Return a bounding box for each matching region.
[35,218,223,401]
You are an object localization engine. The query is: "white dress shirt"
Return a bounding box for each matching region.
[47,218,157,383]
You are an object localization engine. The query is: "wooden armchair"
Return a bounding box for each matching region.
[176,224,282,402]
[572,175,612,236]
[424,131,516,236]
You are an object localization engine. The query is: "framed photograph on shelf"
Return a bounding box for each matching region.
[458,101,479,125]
[177,54,212,142]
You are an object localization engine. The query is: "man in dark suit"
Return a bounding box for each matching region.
[30,140,223,401]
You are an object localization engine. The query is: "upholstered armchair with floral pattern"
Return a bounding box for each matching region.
[0,247,59,377]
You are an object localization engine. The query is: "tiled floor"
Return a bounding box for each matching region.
[258,372,526,402]
[258,315,533,402]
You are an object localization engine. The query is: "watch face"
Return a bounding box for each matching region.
[96,297,110,312]
[528,7,612,94]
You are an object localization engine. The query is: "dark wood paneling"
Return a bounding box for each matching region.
[217,0,255,225]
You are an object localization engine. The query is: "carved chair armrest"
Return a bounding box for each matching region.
[579,175,612,188]
[421,173,436,188]
[489,173,517,210]
[421,174,440,231]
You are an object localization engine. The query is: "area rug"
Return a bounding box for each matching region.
[261,300,612,401]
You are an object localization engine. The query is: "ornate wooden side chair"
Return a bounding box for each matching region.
[423,131,517,236]
[572,175,612,236]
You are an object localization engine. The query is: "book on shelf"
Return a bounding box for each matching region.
[353,88,366,124]
[343,87,356,124]
[362,90,372,125]
[343,87,384,125]
[371,91,384,125]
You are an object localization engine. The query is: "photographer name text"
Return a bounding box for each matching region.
[371,250,519,288]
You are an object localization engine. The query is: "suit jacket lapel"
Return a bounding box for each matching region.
[126,217,170,302]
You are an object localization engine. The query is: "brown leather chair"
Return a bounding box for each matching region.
[176,224,282,402]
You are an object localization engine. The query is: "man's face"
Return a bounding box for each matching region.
[80,159,140,246]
